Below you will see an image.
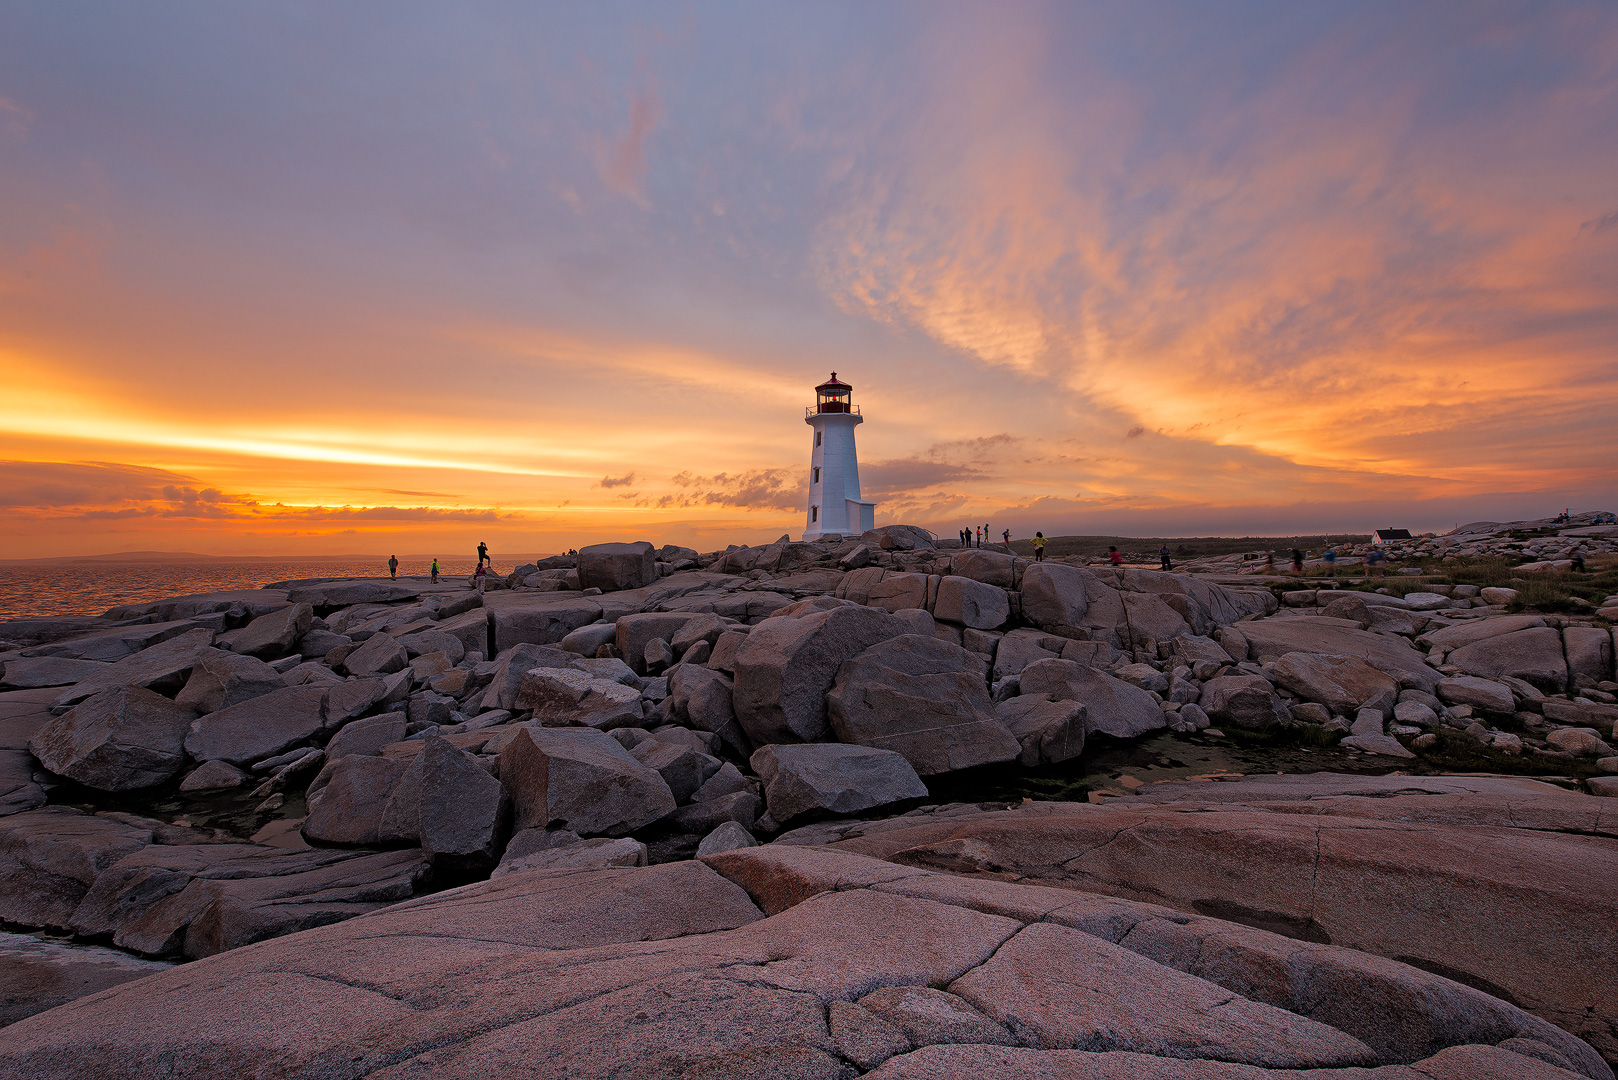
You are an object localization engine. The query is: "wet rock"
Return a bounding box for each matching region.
[827,635,1019,775]
[216,603,312,660]
[0,932,173,1026]
[1018,659,1166,738]
[29,686,197,791]
[183,684,329,766]
[576,541,658,592]
[750,743,927,823]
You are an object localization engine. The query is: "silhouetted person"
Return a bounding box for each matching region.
[1002,528,1010,546]
[477,541,490,568]
[1033,532,1046,561]
[983,523,989,549]
[1291,548,1304,574]
[430,558,440,584]
[387,555,398,580]
[1159,545,1172,571]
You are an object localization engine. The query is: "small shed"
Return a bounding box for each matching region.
[1372,528,1412,546]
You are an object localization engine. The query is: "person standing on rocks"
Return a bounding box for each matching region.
[473,563,487,594]
[387,555,398,580]
[983,523,990,549]
[1291,548,1304,574]
[1002,528,1011,547]
[1159,545,1172,571]
[1109,546,1124,566]
[430,558,440,584]
[477,541,490,568]
[1033,532,1046,561]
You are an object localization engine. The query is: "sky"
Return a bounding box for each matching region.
[1,1,1615,558]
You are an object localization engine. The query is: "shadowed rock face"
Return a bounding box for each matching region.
[819,774,1618,1068]
[0,848,1604,1080]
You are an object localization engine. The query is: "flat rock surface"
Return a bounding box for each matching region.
[0,932,173,1027]
[0,848,1604,1080]
[823,776,1618,1066]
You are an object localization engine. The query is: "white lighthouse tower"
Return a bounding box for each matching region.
[803,372,876,541]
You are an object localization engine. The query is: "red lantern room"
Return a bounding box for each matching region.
[812,372,857,415]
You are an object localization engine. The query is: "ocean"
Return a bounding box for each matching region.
[0,557,503,620]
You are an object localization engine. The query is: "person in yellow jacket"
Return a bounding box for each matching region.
[430,558,440,584]
[1033,532,1046,561]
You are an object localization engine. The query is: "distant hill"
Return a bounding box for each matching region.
[0,551,558,566]
[1003,534,1371,559]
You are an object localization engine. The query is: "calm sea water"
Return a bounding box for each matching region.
[0,558,496,620]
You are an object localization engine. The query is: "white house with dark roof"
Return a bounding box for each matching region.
[1372,528,1413,546]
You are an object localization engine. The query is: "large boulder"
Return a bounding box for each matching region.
[483,594,603,654]
[52,628,216,709]
[750,743,927,823]
[341,632,409,677]
[1199,675,1291,731]
[993,695,1086,766]
[216,603,312,660]
[301,755,415,846]
[1564,626,1614,686]
[1436,676,1516,714]
[0,807,152,928]
[286,581,420,607]
[860,524,935,550]
[387,737,507,865]
[1419,615,1547,650]
[666,664,747,751]
[615,612,705,675]
[183,685,329,766]
[513,668,644,730]
[826,636,1019,775]
[1232,618,1437,690]
[949,550,1018,587]
[932,577,1010,630]
[732,605,909,745]
[1447,627,1569,693]
[1014,563,1092,638]
[1018,659,1165,738]
[478,643,584,711]
[28,687,196,791]
[496,726,675,837]
[173,649,286,715]
[576,541,658,592]
[1270,653,1400,715]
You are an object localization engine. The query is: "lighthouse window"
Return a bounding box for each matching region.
[815,431,822,446]
[810,505,818,522]
[812,467,820,484]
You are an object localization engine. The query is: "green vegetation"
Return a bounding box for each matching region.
[1297,554,1617,618]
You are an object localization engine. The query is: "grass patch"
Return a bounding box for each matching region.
[1006,534,1370,560]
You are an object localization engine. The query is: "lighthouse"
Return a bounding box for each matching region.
[803,372,876,541]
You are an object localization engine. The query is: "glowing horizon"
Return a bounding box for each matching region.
[2,4,1614,559]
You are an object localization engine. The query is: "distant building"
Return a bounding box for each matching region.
[802,372,876,541]
[1372,528,1412,546]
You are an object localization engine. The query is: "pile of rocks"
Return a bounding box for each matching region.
[1,525,1615,1072]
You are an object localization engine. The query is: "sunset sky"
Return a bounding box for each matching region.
[2,3,1615,558]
